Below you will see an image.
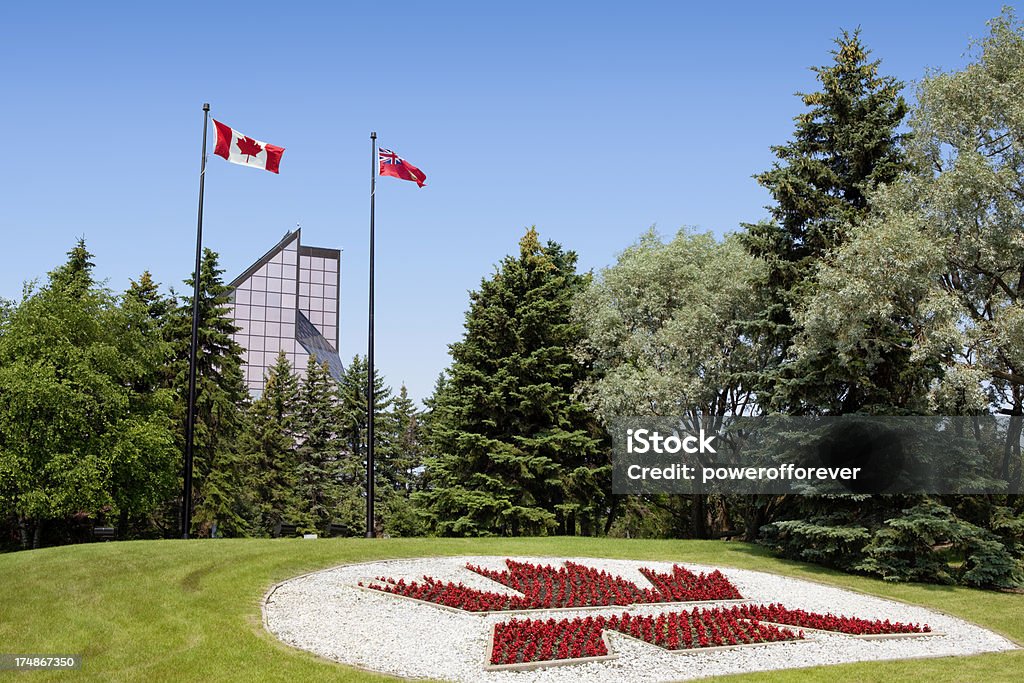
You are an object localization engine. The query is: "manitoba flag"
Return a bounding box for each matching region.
[379,148,426,187]
[213,119,284,173]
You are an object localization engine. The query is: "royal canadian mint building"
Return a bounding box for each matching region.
[227,229,343,395]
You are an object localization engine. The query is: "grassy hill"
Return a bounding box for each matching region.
[0,537,1020,682]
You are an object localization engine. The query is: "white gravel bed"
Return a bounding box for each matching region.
[262,555,1018,682]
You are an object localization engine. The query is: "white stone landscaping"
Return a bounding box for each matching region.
[262,556,1018,682]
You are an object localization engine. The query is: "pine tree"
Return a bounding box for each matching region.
[418,228,605,536]
[168,248,249,537]
[241,350,300,537]
[741,29,911,413]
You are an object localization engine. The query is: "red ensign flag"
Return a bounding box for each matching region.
[213,120,284,173]
[378,148,426,187]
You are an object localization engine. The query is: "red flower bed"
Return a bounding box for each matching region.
[467,559,649,607]
[489,609,802,666]
[490,616,610,665]
[364,559,743,612]
[361,575,532,612]
[729,603,930,635]
[466,559,744,608]
[638,565,743,602]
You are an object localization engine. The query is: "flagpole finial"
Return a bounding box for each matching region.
[371,131,377,140]
[203,103,210,112]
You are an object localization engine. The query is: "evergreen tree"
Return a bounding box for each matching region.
[241,350,300,537]
[738,31,923,563]
[294,356,344,536]
[334,354,397,536]
[741,29,912,413]
[379,385,426,536]
[49,238,96,298]
[418,228,605,536]
[168,248,249,537]
[386,386,424,495]
[126,270,174,323]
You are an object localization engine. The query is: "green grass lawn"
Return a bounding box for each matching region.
[0,537,1020,682]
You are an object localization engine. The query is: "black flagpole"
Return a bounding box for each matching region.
[183,102,210,539]
[366,131,377,538]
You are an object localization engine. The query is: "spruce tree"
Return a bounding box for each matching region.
[169,248,249,537]
[126,271,173,323]
[334,354,397,536]
[741,29,911,413]
[379,385,426,536]
[742,31,918,565]
[418,228,605,536]
[294,356,344,536]
[241,350,300,536]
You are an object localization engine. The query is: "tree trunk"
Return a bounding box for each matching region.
[32,520,42,549]
[744,502,768,542]
[690,495,709,539]
[117,509,130,540]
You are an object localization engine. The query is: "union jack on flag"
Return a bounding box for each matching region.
[378,147,426,187]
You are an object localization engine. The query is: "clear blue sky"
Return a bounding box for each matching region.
[0,1,1013,403]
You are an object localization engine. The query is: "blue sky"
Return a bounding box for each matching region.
[0,1,1013,403]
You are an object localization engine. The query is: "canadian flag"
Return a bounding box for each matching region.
[212,119,284,173]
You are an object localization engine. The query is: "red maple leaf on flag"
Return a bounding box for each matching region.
[235,136,263,162]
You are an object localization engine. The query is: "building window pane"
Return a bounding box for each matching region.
[251,290,267,306]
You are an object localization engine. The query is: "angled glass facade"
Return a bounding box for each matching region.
[226,229,342,395]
